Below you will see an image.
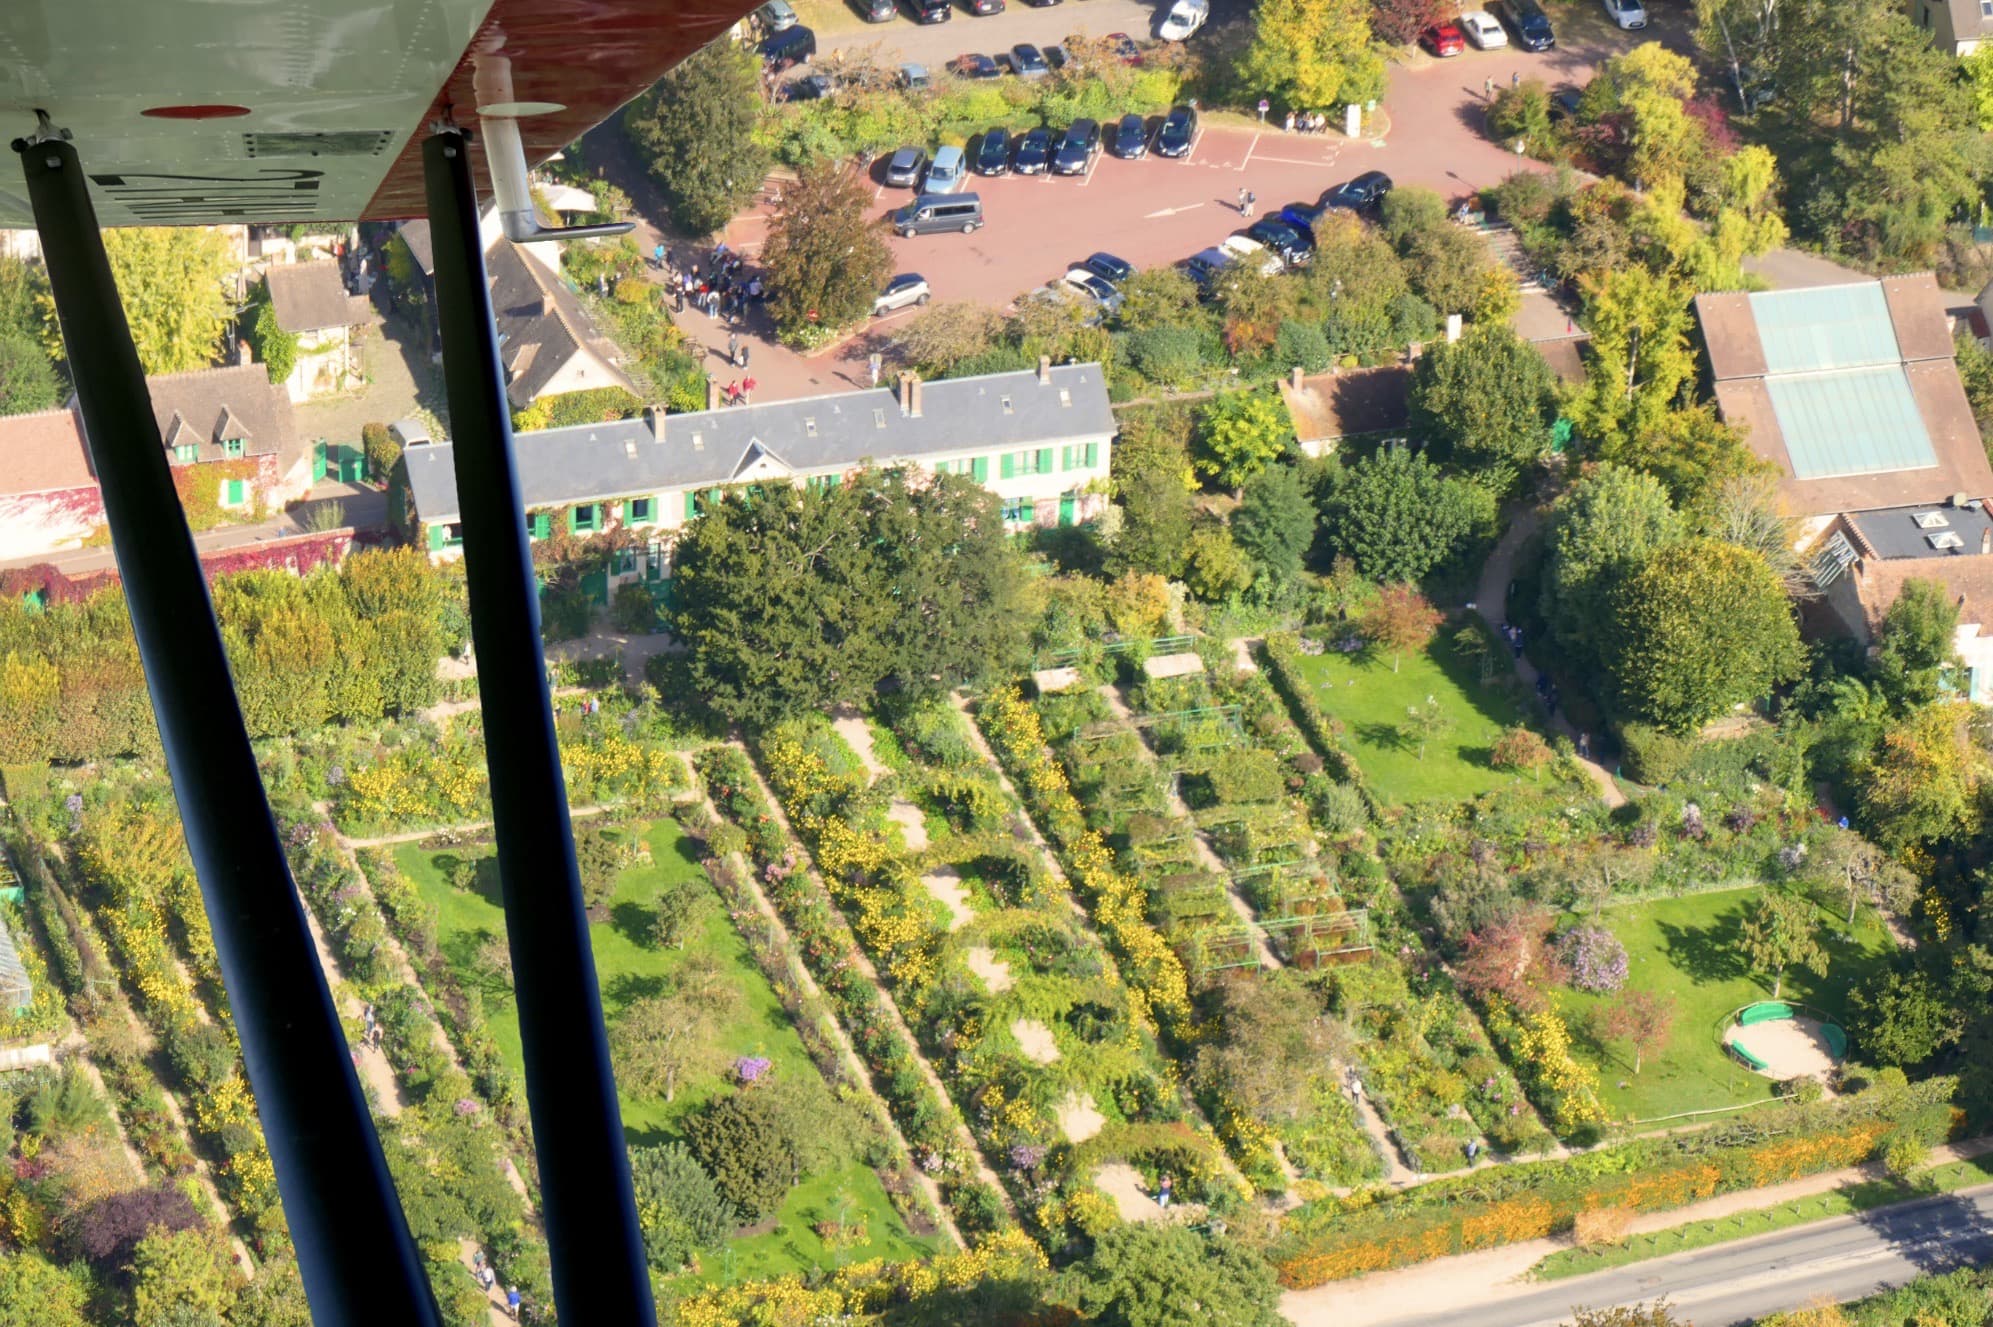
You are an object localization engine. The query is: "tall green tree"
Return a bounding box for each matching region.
[1321,445,1495,582]
[1606,537,1802,732]
[1237,0,1385,112]
[1541,464,1684,678]
[1735,890,1828,998]
[131,1227,240,1327]
[1597,403,1762,508]
[1068,1224,1283,1327]
[1113,465,1195,579]
[762,161,892,345]
[73,228,240,375]
[0,330,61,414]
[1859,702,1985,852]
[1231,464,1317,586]
[624,38,770,235]
[1873,578,1961,711]
[0,1252,90,1327]
[1407,325,1558,493]
[1193,389,1292,490]
[1568,265,1696,448]
[630,1142,737,1272]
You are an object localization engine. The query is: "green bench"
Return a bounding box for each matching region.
[1729,1041,1771,1072]
[1739,1001,1796,1025]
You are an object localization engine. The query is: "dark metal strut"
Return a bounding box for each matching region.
[421,128,656,1327]
[15,132,441,1325]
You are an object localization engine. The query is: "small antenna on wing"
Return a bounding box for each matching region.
[471,43,633,245]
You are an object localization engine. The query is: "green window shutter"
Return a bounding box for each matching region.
[630,497,652,523]
[1000,452,1016,480]
[528,512,550,540]
[427,523,445,552]
[568,507,581,534]
[971,457,989,483]
[223,438,244,459]
[685,492,699,520]
[1037,448,1053,474]
[1084,442,1098,468]
[1060,446,1072,471]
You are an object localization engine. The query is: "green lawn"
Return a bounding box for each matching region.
[1285,626,1532,805]
[393,821,943,1281]
[1555,888,1897,1125]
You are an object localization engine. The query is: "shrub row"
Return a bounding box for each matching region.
[1258,634,1382,810]
[1271,1074,1958,1287]
[694,745,1008,1241]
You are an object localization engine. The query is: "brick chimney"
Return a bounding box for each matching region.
[236,338,254,368]
[910,375,923,418]
[1291,365,1305,390]
[1037,355,1051,385]
[644,402,665,440]
[899,372,923,417]
[540,292,556,318]
[706,378,721,412]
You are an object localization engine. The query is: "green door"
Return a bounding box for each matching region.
[580,567,610,607]
[311,439,329,482]
[1059,492,1077,526]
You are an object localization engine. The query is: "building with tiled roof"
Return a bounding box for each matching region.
[1694,275,1993,699]
[262,261,374,402]
[0,358,314,565]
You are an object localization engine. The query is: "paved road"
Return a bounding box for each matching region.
[808,0,1170,69]
[1363,1184,1993,1327]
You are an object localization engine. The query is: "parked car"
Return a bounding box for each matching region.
[874,274,932,315]
[965,0,1004,11]
[1052,118,1101,174]
[759,24,817,68]
[1111,113,1148,158]
[1734,63,1777,112]
[1158,0,1208,40]
[1601,0,1646,27]
[952,52,1000,78]
[884,147,929,188]
[891,193,985,236]
[756,0,800,31]
[1245,217,1313,266]
[782,72,836,100]
[1278,201,1324,234]
[924,144,968,193]
[1154,103,1197,157]
[1219,233,1284,275]
[1422,21,1465,55]
[1013,127,1054,173]
[1082,252,1134,284]
[853,0,897,21]
[1182,246,1230,293]
[1044,43,1070,69]
[1323,170,1393,213]
[975,128,1011,175]
[902,0,952,21]
[1106,32,1143,63]
[1063,268,1125,315]
[1022,0,1062,7]
[1546,85,1582,122]
[900,62,931,89]
[1459,10,1507,47]
[1011,43,1050,76]
[1491,0,1555,50]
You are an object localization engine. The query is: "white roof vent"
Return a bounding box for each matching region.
[1001,395,1014,415]
[1915,511,1950,529]
[805,418,817,437]
[1059,389,1071,408]
[624,440,637,459]
[1930,531,1966,550]
[691,432,704,451]
[874,408,886,429]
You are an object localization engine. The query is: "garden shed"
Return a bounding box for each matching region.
[0,915,29,1014]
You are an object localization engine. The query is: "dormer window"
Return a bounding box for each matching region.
[223,438,245,459]
[171,444,198,465]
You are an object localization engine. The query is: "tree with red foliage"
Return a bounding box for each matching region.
[1361,583,1444,672]
[1369,0,1455,46]
[1596,990,1677,1074]
[70,1183,203,1272]
[1454,911,1566,1013]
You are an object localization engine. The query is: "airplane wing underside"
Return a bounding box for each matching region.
[0,0,748,228]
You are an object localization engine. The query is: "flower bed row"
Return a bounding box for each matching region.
[1271,1073,1958,1287]
[693,831,951,1242]
[1260,632,1379,814]
[695,744,1009,1242]
[274,811,555,1314]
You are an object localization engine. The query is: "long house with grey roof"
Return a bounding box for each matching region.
[395,361,1115,596]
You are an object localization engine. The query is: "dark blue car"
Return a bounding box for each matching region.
[1013,127,1053,174]
[1052,118,1100,175]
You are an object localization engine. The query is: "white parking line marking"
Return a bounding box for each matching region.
[1077,152,1100,187]
[1183,126,1205,162]
[1237,132,1259,171]
[1144,202,1206,218]
[1253,154,1344,167]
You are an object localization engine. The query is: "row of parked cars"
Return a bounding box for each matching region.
[882,104,1198,195]
[1417,0,1559,55]
[1183,172,1394,287]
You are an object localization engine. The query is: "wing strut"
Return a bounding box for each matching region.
[13,120,442,1327]
[421,126,657,1327]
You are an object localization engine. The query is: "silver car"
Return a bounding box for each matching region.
[1600,0,1646,27]
[874,274,932,315]
[924,145,968,194]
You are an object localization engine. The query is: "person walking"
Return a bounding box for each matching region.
[1157,1174,1173,1209]
[506,1287,521,1320]
[1242,189,1255,218]
[737,342,750,371]
[869,352,882,387]
[728,330,740,365]
[1237,186,1248,214]
[1284,109,1296,133]
[1512,70,1521,89]
[1484,75,1494,99]
[653,241,665,269]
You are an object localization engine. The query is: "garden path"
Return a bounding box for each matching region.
[1092,1162,1200,1224]
[331,803,610,850]
[689,786,964,1250]
[1010,1018,1059,1065]
[830,706,932,855]
[965,946,1013,993]
[734,746,1018,1216]
[1349,1083,1420,1188]
[1279,1136,1993,1327]
[56,1030,150,1183]
[1056,1093,1105,1143]
[1097,684,1281,971]
[1471,508,1627,809]
[921,867,973,932]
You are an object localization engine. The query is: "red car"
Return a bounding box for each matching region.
[1105,31,1143,64]
[1422,21,1465,55]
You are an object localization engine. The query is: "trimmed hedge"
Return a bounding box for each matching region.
[1260,633,1378,812]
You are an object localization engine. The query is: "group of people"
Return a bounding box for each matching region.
[1280,110,1334,133]
[667,242,762,323]
[719,377,759,407]
[360,1003,381,1052]
[468,1249,523,1319]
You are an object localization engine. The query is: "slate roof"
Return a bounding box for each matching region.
[1696,274,1993,516]
[486,238,633,408]
[266,261,359,334]
[0,363,304,496]
[1847,502,1993,560]
[398,219,435,276]
[404,363,1117,523]
[1945,0,1993,46]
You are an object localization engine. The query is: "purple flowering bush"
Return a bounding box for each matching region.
[1558,924,1629,994]
[734,1055,772,1085]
